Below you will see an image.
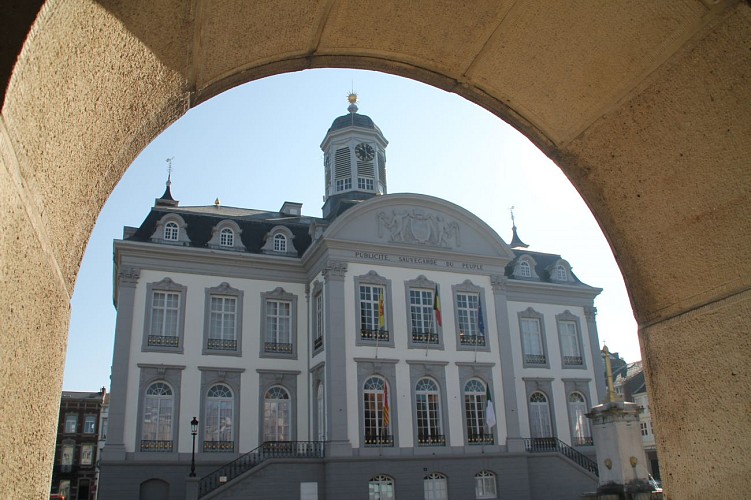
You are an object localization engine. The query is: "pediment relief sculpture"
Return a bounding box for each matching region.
[377,209,460,248]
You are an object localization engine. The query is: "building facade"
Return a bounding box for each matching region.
[51,389,107,499]
[99,97,605,500]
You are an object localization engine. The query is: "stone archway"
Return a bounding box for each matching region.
[1,1,748,498]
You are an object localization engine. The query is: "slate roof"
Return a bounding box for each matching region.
[126,205,318,258]
[506,249,589,286]
[328,112,383,135]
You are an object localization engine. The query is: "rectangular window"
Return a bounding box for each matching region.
[457,293,484,346]
[83,415,96,434]
[314,293,323,350]
[148,291,180,347]
[61,444,74,472]
[410,289,437,344]
[101,417,108,439]
[641,422,649,436]
[58,480,71,498]
[360,285,388,341]
[521,318,545,364]
[207,295,237,350]
[336,178,352,191]
[80,443,94,466]
[358,177,374,190]
[265,299,292,353]
[559,320,582,365]
[65,415,77,433]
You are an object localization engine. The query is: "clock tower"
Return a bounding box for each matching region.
[320,93,388,220]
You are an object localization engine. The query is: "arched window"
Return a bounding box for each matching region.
[263,386,290,442]
[273,233,287,252]
[556,264,567,281]
[474,470,497,499]
[529,391,553,439]
[368,475,394,500]
[416,378,444,446]
[363,376,391,446]
[141,382,174,451]
[316,382,325,441]
[464,379,492,444]
[568,392,592,446]
[164,221,179,241]
[519,260,531,278]
[204,384,234,451]
[219,227,234,247]
[424,472,448,500]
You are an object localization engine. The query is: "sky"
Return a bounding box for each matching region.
[63,68,641,391]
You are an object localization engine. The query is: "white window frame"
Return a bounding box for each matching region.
[415,378,444,446]
[557,311,586,369]
[518,308,549,368]
[273,233,287,252]
[363,376,392,447]
[141,381,174,452]
[529,391,553,439]
[219,227,234,247]
[568,392,592,446]
[204,384,234,452]
[64,415,77,433]
[142,278,187,353]
[369,475,395,500]
[424,472,448,500]
[80,443,94,466]
[263,386,291,442]
[83,414,96,434]
[474,470,497,499]
[260,288,297,358]
[164,221,179,241]
[464,379,492,445]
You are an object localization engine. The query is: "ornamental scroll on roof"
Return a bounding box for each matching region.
[377,209,461,248]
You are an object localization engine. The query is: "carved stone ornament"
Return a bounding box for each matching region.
[584,306,597,320]
[118,266,141,286]
[322,260,347,281]
[376,209,461,247]
[490,274,507,292]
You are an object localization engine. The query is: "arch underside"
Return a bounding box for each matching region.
[0,1,749,497]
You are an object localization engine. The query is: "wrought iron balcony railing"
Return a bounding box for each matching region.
[572,436,594,446]
[459,334,486,346]
[467,433,494,445]
[207,338,237,351]
[203,440,235,452]
[313,336,323,350]
[140,439,173,452]
[364,432,394,447]
[147,335,179,348]
[563,355,584,366]
[524,353,546,365]
[412,332,439,344]
[417,433,446,446]
[264,342,293,353]
[360,329,390,341]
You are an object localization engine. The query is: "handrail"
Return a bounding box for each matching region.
[198,441,324,497]
[523,438,598,476]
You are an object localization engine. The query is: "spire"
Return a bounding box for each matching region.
[509,206,528,248]
[155,157,179,207]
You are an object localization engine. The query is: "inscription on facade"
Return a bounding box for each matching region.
[352,251,483,270]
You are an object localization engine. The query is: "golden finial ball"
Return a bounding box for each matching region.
[347,92,358,104]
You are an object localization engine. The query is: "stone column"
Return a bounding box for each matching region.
[490,274,523,451]
[584,306,607,403]
[100,266,140,462]
[322,260,351,456]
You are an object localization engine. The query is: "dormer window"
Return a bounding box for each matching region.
[556,265,567,281]
[273,233,287,253]
[219,228,234,247]
[520,260,531,278]
[164,222,179,241]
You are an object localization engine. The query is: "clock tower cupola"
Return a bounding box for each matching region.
[320,93,388,220]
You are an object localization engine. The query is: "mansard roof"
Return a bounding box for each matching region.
[126,205,317,257]
[506,249,591,287]
[327,112,382,135]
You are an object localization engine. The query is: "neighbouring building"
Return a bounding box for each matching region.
[99,95,606,500]
[51,389,107,499]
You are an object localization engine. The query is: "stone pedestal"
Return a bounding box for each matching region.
[585,401,653,499]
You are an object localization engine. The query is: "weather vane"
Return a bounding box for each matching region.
[509,206,516,227]
[166,157,174,184]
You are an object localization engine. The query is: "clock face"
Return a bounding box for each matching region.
[355,143,375,161]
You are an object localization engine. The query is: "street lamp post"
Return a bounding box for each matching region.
[190,417,199,477]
